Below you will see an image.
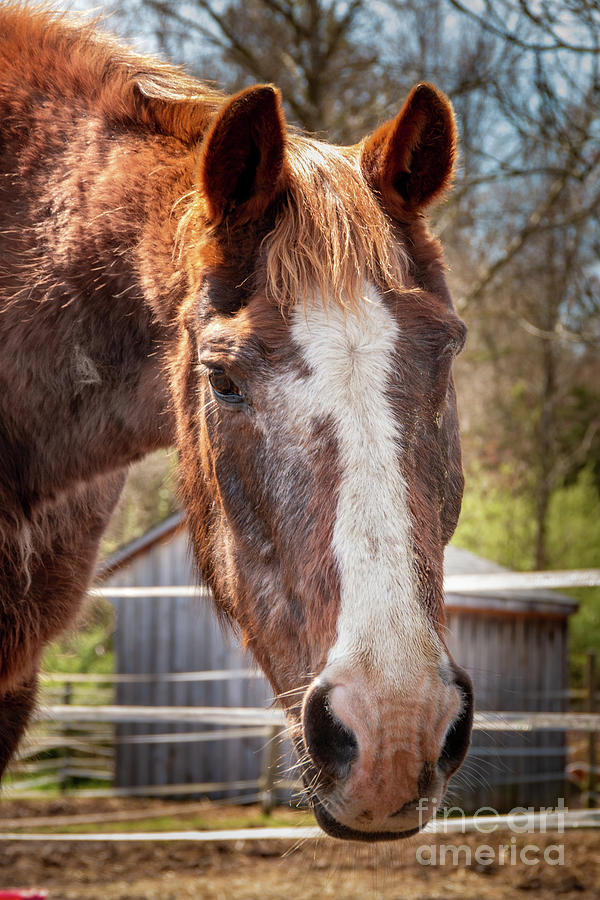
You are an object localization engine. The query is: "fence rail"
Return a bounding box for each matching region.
[3,808,600,842]
[14,699,598,801]
[33,704,600,732]
[88,568,600,600]
[40,669,263,684]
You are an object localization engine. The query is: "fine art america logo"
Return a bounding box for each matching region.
[415,798,567,867]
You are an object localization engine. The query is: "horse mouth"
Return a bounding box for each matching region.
[290,705,440,844]
[312,799,421,842]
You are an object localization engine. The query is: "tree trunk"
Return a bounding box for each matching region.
[534,318,558,571]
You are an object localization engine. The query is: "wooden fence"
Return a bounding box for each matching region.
[9,662,599,808]
[9,568,600,809]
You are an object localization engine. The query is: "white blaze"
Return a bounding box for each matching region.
[290,284,436,684]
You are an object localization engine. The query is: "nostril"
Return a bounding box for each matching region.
[303,681,358,781]
[438,666,474,777]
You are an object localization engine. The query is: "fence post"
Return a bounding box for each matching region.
[59,680,72,795]
[587,651,597,808]
[260,725,281,814]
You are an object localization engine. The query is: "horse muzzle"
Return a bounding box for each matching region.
[299,661,474,841]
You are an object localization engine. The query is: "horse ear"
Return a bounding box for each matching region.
[198,85,286,223]
[361,83,457,218]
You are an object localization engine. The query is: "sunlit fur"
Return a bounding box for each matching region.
[2,3,412,317]
[264,140,410,311]
[0,3,223,141]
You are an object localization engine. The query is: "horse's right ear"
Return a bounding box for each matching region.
[361,83,457,219]
[198,85,286,224]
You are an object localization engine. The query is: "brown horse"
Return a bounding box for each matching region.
[0,6,473,840]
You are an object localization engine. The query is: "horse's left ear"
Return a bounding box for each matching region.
[198,84,286,224]
[361,83,457,218]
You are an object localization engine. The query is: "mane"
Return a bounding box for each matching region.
[264,137,411,312]
[1,4,411,312]
[0,4,225,142]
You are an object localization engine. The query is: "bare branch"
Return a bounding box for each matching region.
[446,0,600,53]
[260,0,309,39]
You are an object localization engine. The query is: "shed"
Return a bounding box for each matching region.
[444,545,576,811]
[99,513,271,797]
[99,514,577,811]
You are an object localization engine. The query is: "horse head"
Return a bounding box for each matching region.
[173,83,473,841]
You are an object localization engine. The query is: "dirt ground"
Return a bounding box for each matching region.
[1,798,599,900]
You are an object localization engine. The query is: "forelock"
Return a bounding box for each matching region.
[262,136,411,312]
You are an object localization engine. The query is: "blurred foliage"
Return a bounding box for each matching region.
[101,449,179,556]
[454,465,600,685]
[453,462,537,572]
[557,385,600,494]
[41,595,115,675]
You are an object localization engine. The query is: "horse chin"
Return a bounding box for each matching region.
[312,799,421,843]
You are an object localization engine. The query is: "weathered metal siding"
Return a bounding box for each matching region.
[106,528,271,794]
[443,545,573,812]
[446,609,568,812]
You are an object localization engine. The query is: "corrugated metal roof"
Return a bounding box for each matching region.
[97,511,185,579]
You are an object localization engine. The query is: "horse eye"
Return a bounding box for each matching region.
[208,368,245,405]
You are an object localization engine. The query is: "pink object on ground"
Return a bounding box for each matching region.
[0,892,48,899]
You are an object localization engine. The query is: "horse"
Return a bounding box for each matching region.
[0,5,473,841]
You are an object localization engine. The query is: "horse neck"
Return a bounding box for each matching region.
[0,112,197,506]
